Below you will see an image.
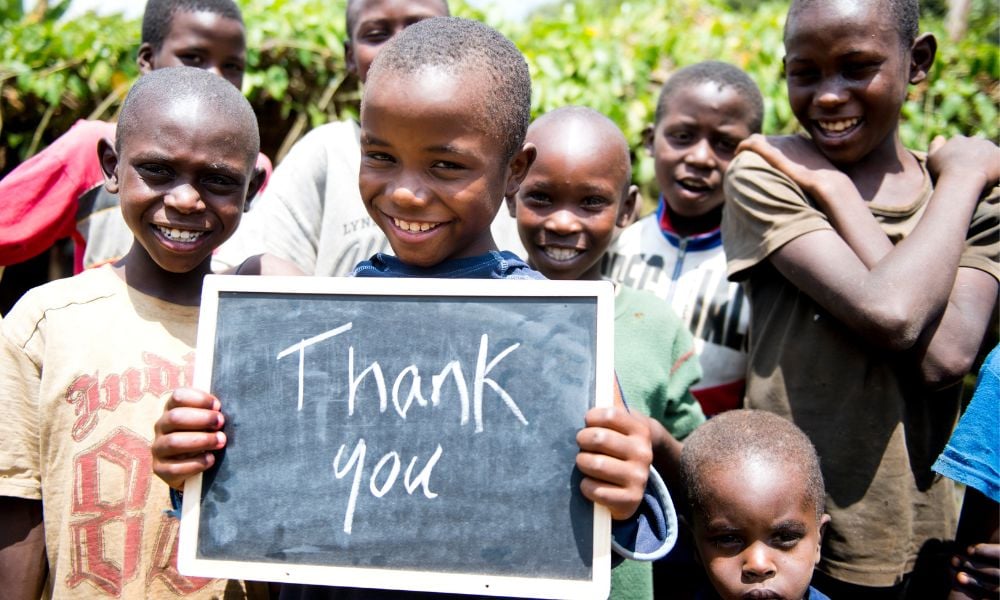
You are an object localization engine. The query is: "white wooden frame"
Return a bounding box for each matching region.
[178,274,616,599]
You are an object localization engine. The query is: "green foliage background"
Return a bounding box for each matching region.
[2,0,997,209]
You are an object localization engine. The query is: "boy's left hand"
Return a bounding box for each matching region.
[576,407,652,521]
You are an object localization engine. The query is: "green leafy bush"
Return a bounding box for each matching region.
[2,0,997,209]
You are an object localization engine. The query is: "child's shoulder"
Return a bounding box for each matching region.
[3,266,124,343]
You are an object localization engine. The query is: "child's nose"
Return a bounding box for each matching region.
[544,208,582,235]
[815,77,849,109]
[164,183,205,214]
[388,173,429,207]
[740,543,777,582]
[684,138,716,168]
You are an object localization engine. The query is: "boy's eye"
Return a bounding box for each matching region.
[715,138,740,154]
[364,151,395,164]
[772,529,805,549]
[178,53,204,66]
[524,191,551,205]
[709,534,744,551]
[786,67,819,82]
[360,28,390,43]
[667,130,694,145]
[581,196,611,209]
[431,160,464,171]
[843,61,881,80]
[138,164,173,179]
[202,174,239,190]
[224,62,245,74]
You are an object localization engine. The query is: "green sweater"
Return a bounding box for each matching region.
[611,284,704,600]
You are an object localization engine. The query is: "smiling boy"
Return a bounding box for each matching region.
[0,0,270,276]
[510,106,705,600]
[722,0,999,596]
[681,410,831,600]
[0,67,266,599]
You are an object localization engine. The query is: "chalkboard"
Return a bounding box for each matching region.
[178,275,615,599]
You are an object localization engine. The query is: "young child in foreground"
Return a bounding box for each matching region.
[0,0,271,274]
[509,105,706,600]
[0,67,267,599]
[153,17,672,598]
[601,61,764,417]
[722,0,999,595]
[680,409,831,600]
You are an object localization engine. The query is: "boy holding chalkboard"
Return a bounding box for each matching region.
[508,106,706,599]
[153,17,674,598]
[0,68,269,599]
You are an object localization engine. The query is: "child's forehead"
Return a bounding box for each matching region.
[786,0,898,46]
[167,8,245,37]
[365,66,491,126]
[122,99,255,164]
[663,82,755,124]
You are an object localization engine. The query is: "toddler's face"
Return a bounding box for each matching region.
[359,67,528,267]
[140,10,247,89]
[513,119,634,281]
[693,457,828,600]
[650,82,753,219]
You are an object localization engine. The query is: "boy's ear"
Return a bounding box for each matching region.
[244,167,267,212]
[137,43,155,75]
[504,196,517,218]
[815,513,832,565]
[617,185,639,228]
[98,138,120,193]
[344,40,358,78]
[908,33,937,85]
[503,142,537,199]
[642,124,655,154]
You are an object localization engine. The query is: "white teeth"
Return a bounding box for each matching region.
[543,247,581,261]
[818,118,859,133]
[394,217,439,233]
[156,225,205,242]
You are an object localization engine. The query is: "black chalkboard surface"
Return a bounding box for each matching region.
[178,275,615,599]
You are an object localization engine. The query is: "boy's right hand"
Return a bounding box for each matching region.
[152,387,227,490]
[928,135,1000,189]
[737,133,853,203]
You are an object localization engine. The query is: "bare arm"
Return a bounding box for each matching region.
[739,136,998,351]
[912,267,998,388]
[742,135,999,382]
[0,497,47,600]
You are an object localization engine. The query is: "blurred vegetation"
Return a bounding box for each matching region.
[2,0,997,210]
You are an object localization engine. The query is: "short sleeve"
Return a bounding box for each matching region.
[0,303,45,500]
[960,185,999,280]
[932,346,1000,502]
[721,151,833,280]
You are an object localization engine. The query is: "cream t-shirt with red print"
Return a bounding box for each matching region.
[0,265,265,599]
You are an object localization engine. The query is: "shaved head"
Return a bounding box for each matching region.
[527,106,632,191]
[116,66,259,163]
